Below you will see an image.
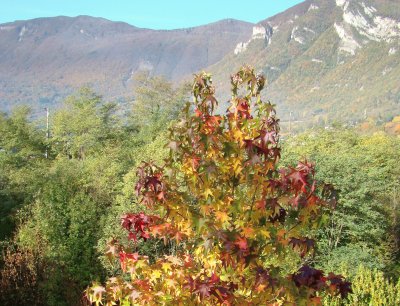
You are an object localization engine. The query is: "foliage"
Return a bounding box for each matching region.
[324,265,400,306]
[51,88,120,160]
[87,67,351,305]
[14,158,114,305]
[130,71,191,130]
[96,132,173,271]
[0,243,43,306]
[385,115,400,135]
[0,107,47,239]
[281,130,400,276]
[0,76,189,305]
[3,68,397,305]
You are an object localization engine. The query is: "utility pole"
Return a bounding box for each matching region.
[45,107,49,159]
[289,111,293,136]
[393,186,399,252]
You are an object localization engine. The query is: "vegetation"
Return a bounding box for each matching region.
[324,265,400,306]
[0,67,398,305]
[0,75,189,305]
[87,67,352,304]
[282,129,400,277]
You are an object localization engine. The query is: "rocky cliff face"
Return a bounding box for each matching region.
[334,0,400,54]
[234,25,273,55]
[208,0,400,126]
[0,16,253,111]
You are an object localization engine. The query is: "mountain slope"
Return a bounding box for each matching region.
[0,16,253,110]
[1,0,399,126]
[209,0,400,127]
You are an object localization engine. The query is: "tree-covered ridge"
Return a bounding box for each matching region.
[209,0,400,127]
[0,16,253,112]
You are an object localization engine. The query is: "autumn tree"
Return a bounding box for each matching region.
[87,66,351,305]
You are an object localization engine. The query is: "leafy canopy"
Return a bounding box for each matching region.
[87,66,351,305]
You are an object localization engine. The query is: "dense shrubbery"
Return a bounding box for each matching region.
[282,129,400,277]
[0,76,189,305]
[324,265,400,306]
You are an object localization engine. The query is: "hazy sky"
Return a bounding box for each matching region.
[1,0,305,29]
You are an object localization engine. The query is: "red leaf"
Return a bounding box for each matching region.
[326,273,352,298]
[119,251,139,272]
[292,265,326,292]
[235,236,248,250]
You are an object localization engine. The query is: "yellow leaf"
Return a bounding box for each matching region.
[135,259,148,270]
[233,128,243,140]
[233,159,243,175]
[215,211,230,224]
[165,278,177,289]
[204,255,219,269]
[165,255,182,266]
[162,262,172,273]
[256,284,267,293]
[234,219,245,228]
[150,269,162,282]
[200,204,213,216]
[260,229,270,239]
[194,245,204,257]
[203,188,213,199]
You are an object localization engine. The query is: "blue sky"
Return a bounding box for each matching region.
[1,0,305,29]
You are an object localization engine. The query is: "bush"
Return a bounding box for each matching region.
[324,265,400,306]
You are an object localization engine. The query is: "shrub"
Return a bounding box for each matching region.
[324,265,400,306]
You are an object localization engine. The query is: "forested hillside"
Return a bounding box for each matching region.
[209,0,400,126]
[0,16,252,111]
[1,0,399,127]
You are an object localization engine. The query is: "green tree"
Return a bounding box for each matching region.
[0,107,46,239]
[324,265,400,306]
[129,72,191,139]
[6,83,180,305]
[17,158,111,305]
[281,129,400,276]
[51,88,119,160]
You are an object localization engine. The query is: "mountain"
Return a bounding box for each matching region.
[0,16,253,111]
[1,0,399,127]
[208,0,400,128]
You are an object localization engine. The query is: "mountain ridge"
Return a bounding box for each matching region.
[1,0,399,128]
[0,15,254,111]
